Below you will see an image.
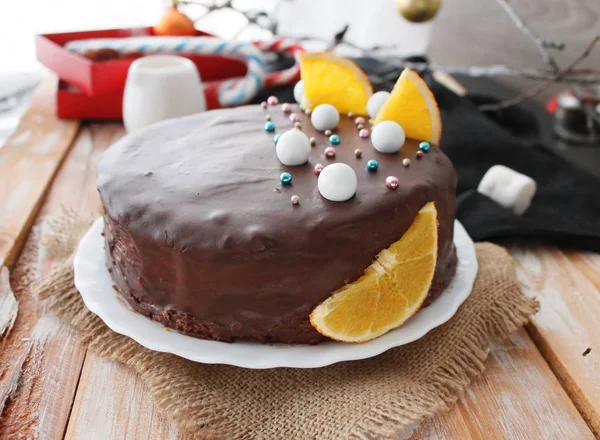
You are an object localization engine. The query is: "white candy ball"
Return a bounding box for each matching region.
[275,130,311,166]
[367,91,391,118]
[318,163,358,202]
[311,104,340,131]
[371,121,405,153]
[293,80,304,104]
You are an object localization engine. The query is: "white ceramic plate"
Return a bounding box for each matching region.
[74,218,478,369]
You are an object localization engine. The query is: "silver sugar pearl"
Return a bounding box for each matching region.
[324,129,333,136]
[291,195,300,205]
[403,158,411,167]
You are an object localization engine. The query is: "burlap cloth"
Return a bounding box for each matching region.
[34,213,538,440]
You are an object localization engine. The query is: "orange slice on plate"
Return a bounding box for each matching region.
[299,52,373,115]
[310,202,438,343]
[373,68,442,145]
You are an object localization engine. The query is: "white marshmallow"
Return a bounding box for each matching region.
[367,91,391,118]
[276,130,311,166]
[318,163,357,202]
[293,80,304,104]
[311,104,340,131]
[477,165,537,215]
[371,121,405,153]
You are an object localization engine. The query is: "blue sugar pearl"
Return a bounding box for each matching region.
[265,121,276,132]
[419,141,431,152]
[274,134,281,145]
[280,172,293,185]
[366,159,379,172]
[329,134,341,145]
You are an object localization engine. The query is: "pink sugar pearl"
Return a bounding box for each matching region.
[289,112,301,122]
[385,176,400,190]
[324,147,336,158]
[314,163,324,175]
[281,103,292,113]
[267,96,279,105]
[359,128,370,138]
[354,116,366,126]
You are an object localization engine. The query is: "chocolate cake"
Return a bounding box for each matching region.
[97,104,457,344]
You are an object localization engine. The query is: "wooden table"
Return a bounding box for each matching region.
[0,77,598,440]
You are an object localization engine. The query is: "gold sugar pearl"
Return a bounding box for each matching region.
[354,149,363,158]
[416,151,424,159]
[348,112,354,118]
[324,129,333,136]
[403,158,411,167]
[357,124,364,130]
[266,115,272,121]
[291,195,300,205]
[304,108,312,115]
[294,122,302,129]
[261,101,268,109]
[310,137,317,146]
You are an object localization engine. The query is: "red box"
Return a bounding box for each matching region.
[56,80,122,120]
[36,27,248,97]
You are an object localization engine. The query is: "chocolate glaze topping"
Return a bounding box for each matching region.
[98,104,457,344]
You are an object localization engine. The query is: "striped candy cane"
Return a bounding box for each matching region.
[254,37,304,88]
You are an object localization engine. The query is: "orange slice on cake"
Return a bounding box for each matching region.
[310,202,438,343]
[373,68,442,145]
[299,52,373,115]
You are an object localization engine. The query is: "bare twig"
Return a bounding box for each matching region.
[541,40,566,51]
[324,24,350,52]
[479,35,600,112]
[373,60,600,85]
[478,0,599,119]
[293,34,403,54]
[494,0,563,72]
[570,68,600,75]
[230,10,277,39]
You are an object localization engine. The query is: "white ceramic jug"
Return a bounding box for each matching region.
[123,55,206,133]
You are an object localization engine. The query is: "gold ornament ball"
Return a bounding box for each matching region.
[395,0,441,23]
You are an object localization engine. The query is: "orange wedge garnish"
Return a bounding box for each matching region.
[299,52,373,115]
[373,68,442,145]
[310,202,438,343]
